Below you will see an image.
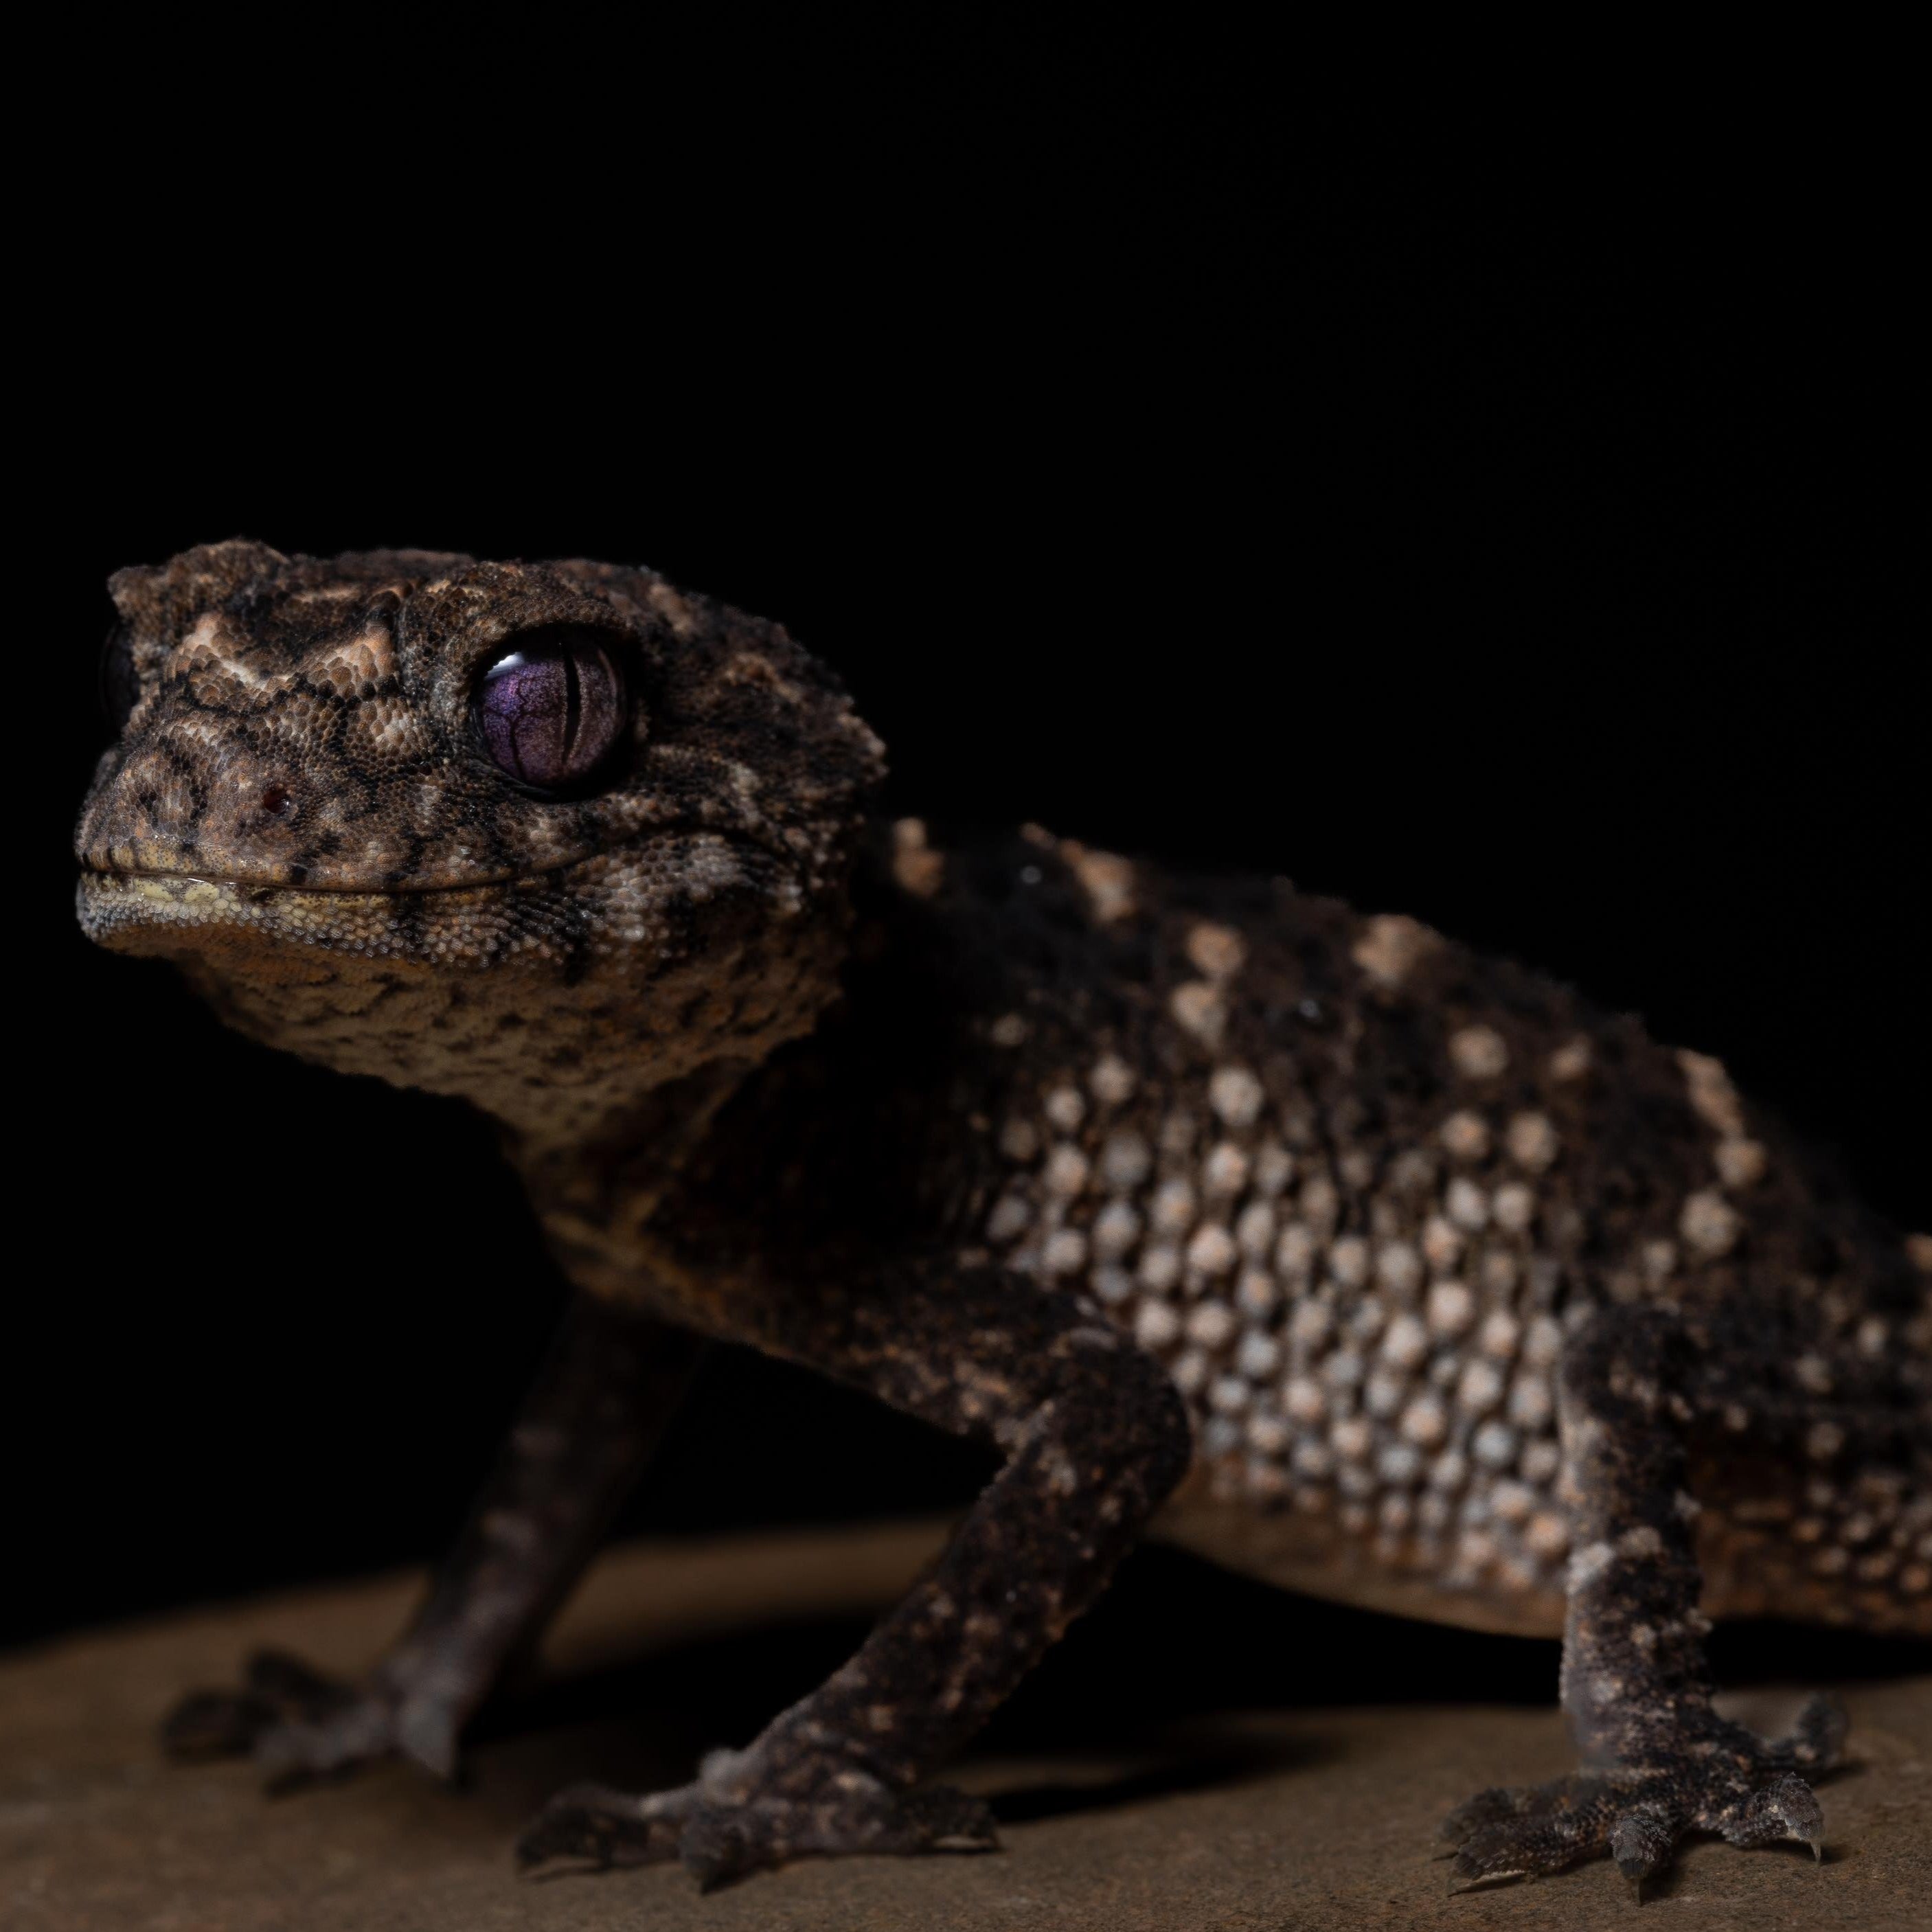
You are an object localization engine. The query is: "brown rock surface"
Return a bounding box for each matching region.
[3,1520,1927,1931]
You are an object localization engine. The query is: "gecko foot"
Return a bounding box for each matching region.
[162,1648,461,1790]
[517,1752,1000,1891]
[1440,1694,1846,1894]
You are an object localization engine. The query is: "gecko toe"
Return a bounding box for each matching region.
[1608,1799,1677,1896]
[1439,1772,1595,1848]
[161,1646,454,1790]
[1450,1788,1613,1887]
[1716,1771,1826,1855]
[1770,1692,1849,1773]
[161,1685,283,1759]
[516,1782,679,1870]
[161,1648,359,1762]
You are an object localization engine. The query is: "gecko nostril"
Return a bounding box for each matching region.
[260,784,294,819]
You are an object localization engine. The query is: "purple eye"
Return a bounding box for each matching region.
[475,628,627,791]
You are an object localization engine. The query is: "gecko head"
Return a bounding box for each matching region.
[75,541,885,1126]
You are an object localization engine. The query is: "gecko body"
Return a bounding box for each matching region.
[76,542,1931,1894]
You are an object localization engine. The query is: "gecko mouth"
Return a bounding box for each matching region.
[77,863,552,900]
[73,805,798,905]
[75,866,543,965]
[74,829,775,971]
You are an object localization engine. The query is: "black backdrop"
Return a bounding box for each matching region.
[17,47,1923,1719]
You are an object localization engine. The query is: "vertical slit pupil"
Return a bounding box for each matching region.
[562,646,582,760]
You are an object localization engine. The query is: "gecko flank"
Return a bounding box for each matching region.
[75,541,1931,1896]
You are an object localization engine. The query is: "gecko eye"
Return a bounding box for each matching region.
[474,628,628,791]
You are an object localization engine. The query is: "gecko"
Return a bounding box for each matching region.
[74,540,1931,1898]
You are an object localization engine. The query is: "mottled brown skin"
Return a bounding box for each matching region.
[76,542,1929,1898]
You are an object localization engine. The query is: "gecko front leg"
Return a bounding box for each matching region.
[166,1293,703,1788]
[1442,1306,1845,1894]
[517,1262,1192,1889]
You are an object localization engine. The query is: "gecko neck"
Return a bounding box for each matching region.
[508,1056,760,1305]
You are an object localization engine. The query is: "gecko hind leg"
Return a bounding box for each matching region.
[1442,1306,1848,1894]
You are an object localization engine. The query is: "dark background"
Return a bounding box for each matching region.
[16,42,1922,1722]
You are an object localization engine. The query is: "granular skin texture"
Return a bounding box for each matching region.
[75,540,1931,1898]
